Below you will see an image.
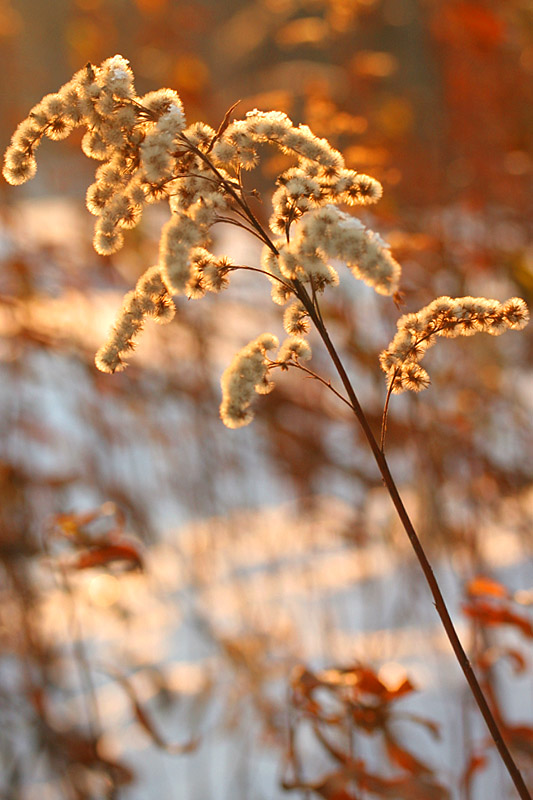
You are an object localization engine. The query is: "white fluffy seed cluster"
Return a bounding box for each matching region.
[12,58,523,429]
[95,266,175,373]
[262,204,400,298]
[3,56,238,367]
[3,56,231,281]
[220,333,313,428]
[3,57,403,397]
[220,333,279,428]
[277,336,312,366]
[209,108,382,234]
[380,296,530,393]
[270,165,382,237]
[283,302,310,336]
[212,109,343,173]
[4,56,185,254]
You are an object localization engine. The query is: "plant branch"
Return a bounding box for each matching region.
[269,359,356,413]
[177,133,279,256]
[229,264,293,291]
[380,371,397,451]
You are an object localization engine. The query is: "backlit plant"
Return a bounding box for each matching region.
[3,55,530,799]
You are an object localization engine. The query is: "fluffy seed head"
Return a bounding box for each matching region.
[220,333,279,428]
[381,295,530,393]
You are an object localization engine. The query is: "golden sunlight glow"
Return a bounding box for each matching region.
[88,574,120,607]
[377,661,408,691]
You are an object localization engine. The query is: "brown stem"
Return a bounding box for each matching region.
[177,132,279,255]
[380,368,397,451]
[295,282,531,800]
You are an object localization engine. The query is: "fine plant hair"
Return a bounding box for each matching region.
[3,55,531,799]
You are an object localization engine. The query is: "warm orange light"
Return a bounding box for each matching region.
[88,574,120,607]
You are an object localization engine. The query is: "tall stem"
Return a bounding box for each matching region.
[295,283,531,800]
[191,140,530,797]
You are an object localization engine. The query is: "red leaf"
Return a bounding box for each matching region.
[74,541,143,570]
[462,600,533,638]
[352,667,387,697]
[326,665,414,703]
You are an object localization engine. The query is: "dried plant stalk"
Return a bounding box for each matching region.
[3,55,531,800]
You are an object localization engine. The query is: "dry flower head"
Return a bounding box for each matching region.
[3,55,529,427]
[380,296,529,394]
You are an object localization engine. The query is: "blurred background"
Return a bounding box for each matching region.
[0,1,532,798]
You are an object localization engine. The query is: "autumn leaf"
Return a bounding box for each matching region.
[462,600,533,638]
[502,724,533,760]
[282,771,358,800]
[74,541,143,570]
[350,760,450,799]
[466,575,509,599]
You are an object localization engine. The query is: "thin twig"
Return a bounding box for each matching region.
[380,371,397,452]
[269,359,355,413]
[206,99,241,153]
[177,132,279,256]
[228,264,293,291]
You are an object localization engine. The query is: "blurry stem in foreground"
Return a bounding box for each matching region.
[292,280,531,800]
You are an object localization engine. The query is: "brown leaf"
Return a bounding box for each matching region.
[504,724,533,759]
[282,771,358,800]
[74,541,143,570]
[54,509,104,540]
[350,760,450,799]
[462,600,533,638]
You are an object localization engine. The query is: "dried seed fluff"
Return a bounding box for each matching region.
[220,334,279,428]
[380,296,529,393]
[3,55,529,431]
